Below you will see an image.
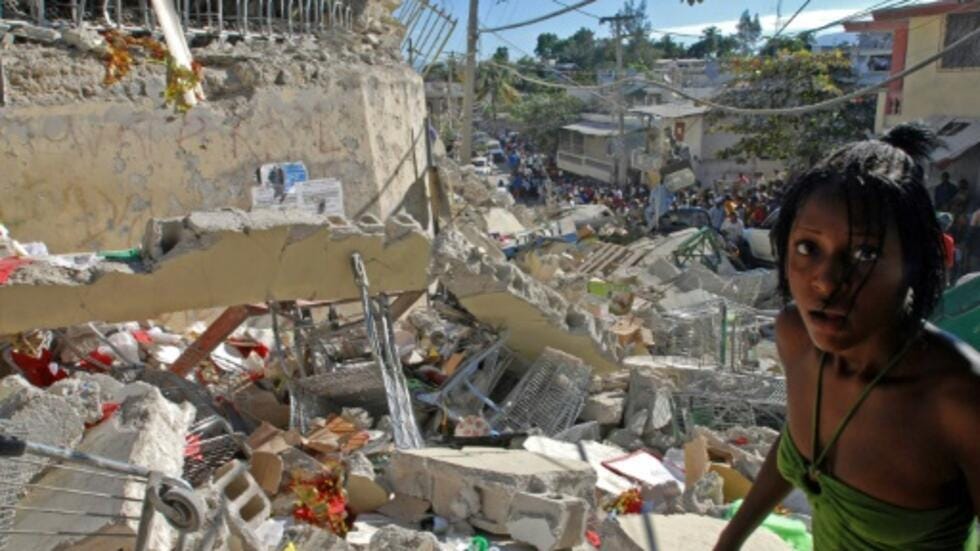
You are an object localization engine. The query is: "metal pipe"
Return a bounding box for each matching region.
[415,8,447,67]
[2,505,143,521]
[421,19,455,78]
[409,3,436,47]
[24,440,151,478]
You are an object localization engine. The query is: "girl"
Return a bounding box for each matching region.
[715,124,979,550]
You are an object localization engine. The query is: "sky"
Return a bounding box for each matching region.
[418,0,904,60]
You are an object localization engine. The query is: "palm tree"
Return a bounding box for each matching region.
[476,61,521,126]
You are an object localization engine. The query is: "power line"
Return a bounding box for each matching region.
[484,21,980,117]
[487,29,627,110]
[772,0,812,39]
[479,0,598,33]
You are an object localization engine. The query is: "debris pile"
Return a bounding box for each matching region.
[0,151,814,550]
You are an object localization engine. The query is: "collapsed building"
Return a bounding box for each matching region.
[0,1,814,550]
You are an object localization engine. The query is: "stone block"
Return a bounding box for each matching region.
[377,493,431,524]
[579,391,625,425]
[599,513,790,551]
[8,383,194,551]
[386,447,595,530]
[213,460,272,551]
[0,374,85,449]
[284,523,353,550]
[367,524,440,551]
[505,492,588,551]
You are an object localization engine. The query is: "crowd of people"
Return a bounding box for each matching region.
[933,171,980,283]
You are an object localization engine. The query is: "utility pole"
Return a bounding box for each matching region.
[446,52,455,132]
[460,0,479,163]
[601,15,633,188]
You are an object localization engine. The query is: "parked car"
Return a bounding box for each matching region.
[560,204,616,230]
[738,208,779,267]
[655,207,712,234]
[470,156,491,176]
[488,147,506,164]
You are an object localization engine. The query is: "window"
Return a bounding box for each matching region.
[674,121,686,142]
[867,55,891,72]
[941,12,980,69]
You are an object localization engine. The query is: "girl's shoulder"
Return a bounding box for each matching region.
[774,304,814,378]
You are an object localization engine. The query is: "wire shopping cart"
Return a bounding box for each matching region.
[0,430,205,551]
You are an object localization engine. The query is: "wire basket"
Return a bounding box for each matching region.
[490,348,592,436]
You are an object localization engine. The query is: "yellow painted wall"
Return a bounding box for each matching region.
[890,11,980,127]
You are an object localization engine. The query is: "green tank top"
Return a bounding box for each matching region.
[776,344,976,550]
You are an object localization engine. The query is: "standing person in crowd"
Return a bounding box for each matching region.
[709,198,725,230]
[720,211,744,243]
[938,212,956,287]
[934,172,957,211]
[714,124,978,551]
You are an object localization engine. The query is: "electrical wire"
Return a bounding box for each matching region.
[772,0,812,38]
[479,0,598,33]
[483,21,980,117]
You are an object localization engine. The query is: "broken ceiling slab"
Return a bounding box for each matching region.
[600,513,791,551]
[385,447,596,533]
[432,229,620,374]
[0,209,430,335]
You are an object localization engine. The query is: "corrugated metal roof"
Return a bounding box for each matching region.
[920,116,980,165]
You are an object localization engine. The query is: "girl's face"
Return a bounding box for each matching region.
[786,187,908,353]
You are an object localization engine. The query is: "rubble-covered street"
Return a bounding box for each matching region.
[1,0,978,550]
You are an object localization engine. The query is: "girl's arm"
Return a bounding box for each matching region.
[713,437,793,550]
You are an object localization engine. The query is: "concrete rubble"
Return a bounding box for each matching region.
[0,0,819,546]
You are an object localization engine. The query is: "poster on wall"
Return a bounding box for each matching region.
[294,178,345,218]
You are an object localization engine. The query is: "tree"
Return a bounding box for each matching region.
[687,26,739,58]
[560,28,599,69]
[477,60,521,126]
[619,0,651,43]
[492,47,509,63]
[759,32,814,57]
[735,10,762,55]
[511,92,585,154]
[535,33,561,60]
[653,34,686,58]
[709,49,875,170]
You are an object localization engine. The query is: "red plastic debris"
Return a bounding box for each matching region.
[85,402,120,429]
[586,529,601,547]
[0,257,31,285]
[131,330,154,345]
[9,349,67,388]
[78,350,115,372]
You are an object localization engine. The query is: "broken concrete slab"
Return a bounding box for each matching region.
[346,452,390,515]
[522,435,633,497]
[8,382,195,551]
[283,523,354,551]
[579,391,625,425]
[0,209,430,335]
[432,229,620,374]
[0,374,88,492]
[505,492,587,551]
[386,447,595,531]
[600,513,791,551]
[377,493,432,525]
[367,524,441,551]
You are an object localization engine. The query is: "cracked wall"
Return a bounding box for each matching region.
[0,37,427,253]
